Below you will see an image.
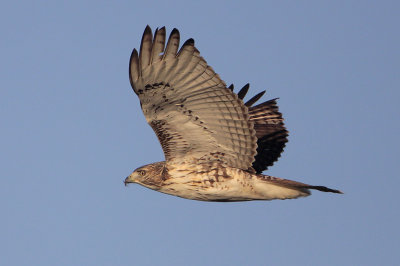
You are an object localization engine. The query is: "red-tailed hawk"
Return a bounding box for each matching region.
[124,26,342,201]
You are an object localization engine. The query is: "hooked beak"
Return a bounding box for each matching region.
[124,174,134,186]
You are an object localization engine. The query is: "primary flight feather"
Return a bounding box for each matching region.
[124,26,342,201]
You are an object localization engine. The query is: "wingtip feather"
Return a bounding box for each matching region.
[171,28,179,35]
[183,38,195,46]
[245,90,266,107]
[139,25,153,71]
[129,48,140,91]
[237,83,250,100]
[163,28,180,59]
[150,26,166,64]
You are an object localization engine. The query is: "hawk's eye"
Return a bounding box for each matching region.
[139,170,146,176]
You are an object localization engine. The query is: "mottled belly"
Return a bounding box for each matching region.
[159,173,257,201]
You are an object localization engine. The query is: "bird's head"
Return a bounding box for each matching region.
[124,162,166,190]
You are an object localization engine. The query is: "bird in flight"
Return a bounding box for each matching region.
[124,26,342,201]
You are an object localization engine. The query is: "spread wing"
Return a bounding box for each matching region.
[233,84,289,173]
[129,26,257,170]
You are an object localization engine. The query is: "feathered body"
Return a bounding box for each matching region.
[124,26,342,201]
[131,161,312,201]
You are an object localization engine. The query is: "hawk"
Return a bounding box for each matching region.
[124,26,342,201]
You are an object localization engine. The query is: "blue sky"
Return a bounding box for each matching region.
[1,1,399,265]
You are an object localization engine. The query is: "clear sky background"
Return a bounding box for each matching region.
[1,1,399,265]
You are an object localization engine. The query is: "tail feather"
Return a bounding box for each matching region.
[260,174,343,194]
[307,186,343,194]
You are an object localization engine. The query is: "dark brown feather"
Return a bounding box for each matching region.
[139,25,153,74]
[150,27,166,64]
[237,83,249,100]
[162,28,180,60]
[245,90,266,107]
[129,49,139,91]
[231,83,289,173]
[249,99,288,173]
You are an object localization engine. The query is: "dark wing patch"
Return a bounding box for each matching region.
[234,84,289,173]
